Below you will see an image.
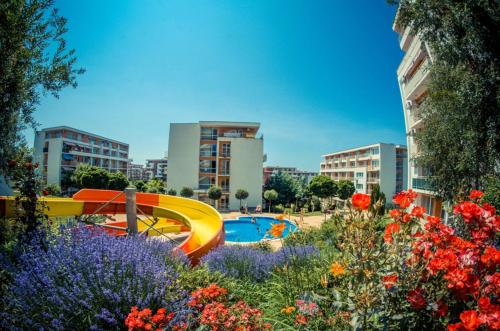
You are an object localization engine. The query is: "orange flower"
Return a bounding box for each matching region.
[384,223,400,243]
[382,274,398,289]
[411,206,426,218]
[281,306,296,314]
[270,223,286,237]
[274,213,286,221]
[330,262,345,276]
[351,193,371,210]
[389,209,401,220]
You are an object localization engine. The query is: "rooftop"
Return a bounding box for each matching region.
[322,143,407,157]
[38,126,129,146]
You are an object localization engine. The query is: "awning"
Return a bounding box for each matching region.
[62,153,74,161]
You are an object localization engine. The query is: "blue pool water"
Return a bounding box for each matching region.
[224,216,296,243]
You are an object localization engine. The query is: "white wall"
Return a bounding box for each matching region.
[47,139,63,185]
[167,123,200,193]
[227,137,263,210]
[379,143,397,198]
[354,167,367,194]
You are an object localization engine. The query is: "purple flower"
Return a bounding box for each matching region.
[1,227,191,330]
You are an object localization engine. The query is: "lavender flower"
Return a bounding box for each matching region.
[1,227,191,330]
[200,244,320,282]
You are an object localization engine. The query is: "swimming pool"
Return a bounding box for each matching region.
[224,216,296,243]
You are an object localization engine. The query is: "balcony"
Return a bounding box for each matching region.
[198,184,211,190]
[200,135,218,141]
[220,170,230,176]
[399,26,413,51]
[404,59,430,99]
[200,150,217,157]
[220,152,231,158]
[199,167,216,174]
[412,177,433,191]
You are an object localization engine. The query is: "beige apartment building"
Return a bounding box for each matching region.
[34,126,130,186]
[145,158,168,181]
[167,121,264,210]
[393,11,443,217]
[320,143,407,199]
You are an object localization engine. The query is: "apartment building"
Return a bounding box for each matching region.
[263,166,317,185]
[128,163,146,181]
[320,143,407,199]
[34,126,130,186]
[168,121,264,210]
[145,158,168,181]
[393,11,443,217]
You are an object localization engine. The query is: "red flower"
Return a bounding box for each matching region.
[407,288,426,309]
[482,203,496,216]
[481,246,500,268]
[426,215,441,226]
[459,310,480,331]
[402,213,412,223]
[433,300,448,317]
[448,323,465,331]
[294,313,307,325]
[427,248,458,275]
[453,202,482,223]
[411,206,426,218]
[351,193,371,210]
[382,274,398,289]
[468,190,483,201]
[7,160,16,168]
[392,189,417,209]
[389,209,401,220]
[42,190,49,196]
[384,223,400,243]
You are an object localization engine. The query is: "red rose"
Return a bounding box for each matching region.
[392,189,417,209]
[351,193,371,210]
[433,300,448,317]
[468,190,483,201]
[459,310,479,331]
[384,223,400,243]
[407,288,426,309]
[411,206,426,218]
[453,202,482,223]
[382,274,398,289]
[389,209,401,220]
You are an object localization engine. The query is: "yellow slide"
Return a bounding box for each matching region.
[0,189,225,263]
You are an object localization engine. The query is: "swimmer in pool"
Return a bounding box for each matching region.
[251,217,256,223]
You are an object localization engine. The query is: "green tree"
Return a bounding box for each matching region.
[235,189,249,209]
[180,187,194,198]
[264,171,299,206]
[263,189,278,213]
[208,186,222,207]
[144,179,165,194]
[73,164,109,189]
[107,171,129,191]
[483,176,500,211]
[308,175,338,219]
[337,180,355,200]
[167,188,177,196]
[392,0,500,200]
[132,180,146,192]
[0,0,84,175]
[369,183,386,216]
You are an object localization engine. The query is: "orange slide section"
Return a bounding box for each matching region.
[0,189,225,263]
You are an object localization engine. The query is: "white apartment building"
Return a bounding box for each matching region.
[393,11,443,217]
[145,158,168,181]
[34,126,130,186]
[320,143,407,199]
[128,163,146,181]
[167,121,264,210]
[263,166,317,185]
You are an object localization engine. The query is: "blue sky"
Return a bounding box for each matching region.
[25,0,405,171]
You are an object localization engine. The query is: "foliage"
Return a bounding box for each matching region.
[144,178,165,194]
[179,187,194,198]
[337,179,355,200]
[482,175,500,211]
[1,227,191,330]
[208,186,222,203]
[369,183,386,216]
[235,189,249,208]
[167,188,177,196]
[132,180,146,192]
[74,164,109,189]
[264,171,300,206]
[284,218,337,249]
[263,189,278,212]
[0,0,84,175]
[107,171,129,191]
[394,0,500,200]
[42,183,61,196]
[308,175,337,200]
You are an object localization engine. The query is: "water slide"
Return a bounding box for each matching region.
[0,189,225,263]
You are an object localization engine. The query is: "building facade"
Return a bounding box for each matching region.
[145,158,168,181]
[167,121,264,210]
[320,143,407,199]
[127,163,146,181]
[393,12,443,217]
[34,126,130,186]
[263,166,317,185]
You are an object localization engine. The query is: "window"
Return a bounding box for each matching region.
[356,172,364,178]
[221,160,230,175]
[356,184,363,190]
[350,161,355,167]
[221,143,231,157]
[220,178,230,192]
[371,147,380,155]
[372,160,379,168]
[201,127,218,140]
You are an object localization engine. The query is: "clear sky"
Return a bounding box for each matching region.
[25,0,405,171]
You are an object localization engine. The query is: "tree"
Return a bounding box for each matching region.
[235,189,249,209]
[308,175,338,219]
[337,180,355,200]
[208,186,222,207]
[0,0,84,175]
[264,171,299,206]
[392,0,500,200]
[132,180,146,192]
[369,183,386,216]
[483,176,500,211]
[107,172,129,191]
[144,179,165,194]
[74,164,109,189]
[180,187,194,198]
[167,188,177,196]
[263,189,278,213]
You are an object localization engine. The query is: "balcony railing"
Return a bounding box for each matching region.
[220,170,230,176]
[200,135,218,140]
[412,177,433,191]
[404,59,429,97]
[198,184,211,190]
[220,152,231,157]
[199,167,216,174]
[200,150,217,157]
